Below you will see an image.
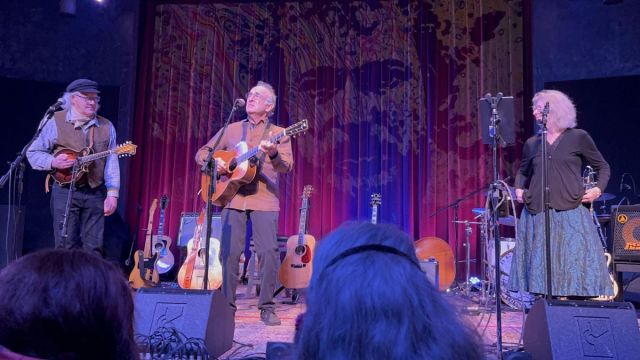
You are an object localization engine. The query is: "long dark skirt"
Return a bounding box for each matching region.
[508,206,613,297]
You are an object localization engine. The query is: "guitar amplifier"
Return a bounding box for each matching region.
[177,212,221,247]
[419,258,439,289]
[611,205,640,262]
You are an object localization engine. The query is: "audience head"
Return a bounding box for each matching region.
[0,249,137,360]
[295,222,483,360]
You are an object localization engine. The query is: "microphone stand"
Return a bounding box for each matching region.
[540,103,552,299]
[431,184,489,293]
[482,92,506,358]
[200,100,242,290]
[0,105,57,264]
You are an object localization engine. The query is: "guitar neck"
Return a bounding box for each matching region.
[235,131,287,163]
[79,148,115,164]
[371,205,378,224]
[157,210,165,237]
[298,198,310,244]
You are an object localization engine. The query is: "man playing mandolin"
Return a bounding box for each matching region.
[27,78,119,253]
[195,81,293,326]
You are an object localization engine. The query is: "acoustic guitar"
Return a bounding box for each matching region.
[129,198,159,289]
[279,185,316,289]
[177,209,223,290]
[152,195,174,274]
[370,193,381,224]
[200,119,309,207]
[51,142,137,185]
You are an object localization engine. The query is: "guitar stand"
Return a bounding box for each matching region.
[274,285,302,304]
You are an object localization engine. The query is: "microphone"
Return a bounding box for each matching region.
[47,98,65,113]
[234,98,246,108]
[620,173,631,192]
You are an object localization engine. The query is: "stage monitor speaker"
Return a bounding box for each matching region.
[266,341,295,360]
[523,299,640,359]
[134,288,234,358]
[177,212,221,247]
[611,205,640,262]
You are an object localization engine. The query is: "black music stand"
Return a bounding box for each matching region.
[478,93,515,357]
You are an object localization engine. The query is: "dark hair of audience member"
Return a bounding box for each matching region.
[0,249,137,359]
[295,222,484,360]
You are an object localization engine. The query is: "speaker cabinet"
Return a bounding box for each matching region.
[611,205,640,262]
[177,212,221,247]
[524,299,640,359]
[134,288,234,358]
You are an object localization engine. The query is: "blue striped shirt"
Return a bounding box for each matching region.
[26,111,120,197]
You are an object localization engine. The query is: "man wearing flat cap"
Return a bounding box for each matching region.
[27,78,119,253]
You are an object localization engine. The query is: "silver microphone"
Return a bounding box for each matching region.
[234,98,246,108]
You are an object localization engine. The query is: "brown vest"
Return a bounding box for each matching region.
[53,111,112,188]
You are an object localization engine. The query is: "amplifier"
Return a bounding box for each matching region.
[419,258,439,289]
[177,212,221,247]
[611,205,640,262]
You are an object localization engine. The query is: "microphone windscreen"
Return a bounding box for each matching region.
[235,98,246,108]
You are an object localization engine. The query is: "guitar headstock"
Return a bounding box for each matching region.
[370,193,382,207]
[285,119,309,138]
[160,195,169,210]
[149,198,159,216]
[302,185,314,199]
[115,141,137,157]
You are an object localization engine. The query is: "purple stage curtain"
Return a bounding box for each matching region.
[127,1,529,277]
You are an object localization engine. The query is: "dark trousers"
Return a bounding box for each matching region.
[220,208,279,311]
[51,183,106,252]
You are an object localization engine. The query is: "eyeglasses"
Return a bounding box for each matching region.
[246,91,270,102]
[74,93,100,103]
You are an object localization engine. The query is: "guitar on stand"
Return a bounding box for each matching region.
[583,166,619,301]
[152,195,174,274]
[279,185,316,290]
[177,209,223,290]
[129,199,159,289]
[370,193,381,224]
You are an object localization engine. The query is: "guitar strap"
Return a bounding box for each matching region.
[242,119,272,165]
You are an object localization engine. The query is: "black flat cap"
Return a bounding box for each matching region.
[66,78,100,93]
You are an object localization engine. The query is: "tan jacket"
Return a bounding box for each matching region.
[195,118,293,211]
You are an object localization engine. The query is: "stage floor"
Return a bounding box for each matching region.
[219,284,619,359]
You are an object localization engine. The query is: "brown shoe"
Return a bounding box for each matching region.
[260,309,281,326]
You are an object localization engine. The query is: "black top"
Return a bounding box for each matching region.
[515,128,610,214]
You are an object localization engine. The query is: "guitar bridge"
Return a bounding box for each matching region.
[291,264,307,269]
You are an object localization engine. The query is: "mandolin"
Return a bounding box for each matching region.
[200,119,309,207]
[129,198,159,289]
[279,185,316,289]
[177,209,223,290]
[50,142,136,185]
[152,195,174,274]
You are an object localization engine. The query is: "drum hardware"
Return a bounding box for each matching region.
[452,220,484,297]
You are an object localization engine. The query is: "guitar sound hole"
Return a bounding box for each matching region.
[294,245,306,256]
[228,159,237,172]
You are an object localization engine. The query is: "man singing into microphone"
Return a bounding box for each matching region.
[195,81,293,325]
[26,79,119,254]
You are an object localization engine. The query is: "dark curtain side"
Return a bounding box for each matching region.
[128,0,530,277]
